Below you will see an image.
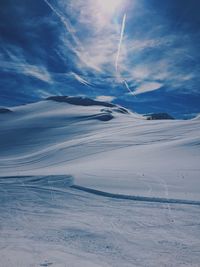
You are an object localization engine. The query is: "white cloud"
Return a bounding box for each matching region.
[23,65,52,83]
[50,0,176,95]
[174,73,194,82]
[128,35,175,54]
[0,47,52,83]
[42,0,198,96]
[1,61,52,83]
[134,82,163,95]
[131,65,153,80]
[96,95,116,102]
[37,89,52,98]
[68,0,126,31]
[54,0,130,77]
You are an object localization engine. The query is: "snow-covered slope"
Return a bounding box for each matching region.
[0,98,200,267]
[0,98,199,200]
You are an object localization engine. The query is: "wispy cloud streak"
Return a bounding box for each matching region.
[70,72,92,86]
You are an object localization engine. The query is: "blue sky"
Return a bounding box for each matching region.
[0,0,200,118]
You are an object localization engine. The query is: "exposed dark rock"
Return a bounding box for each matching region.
[0,108,12,114]
[91,114,114,121]
[144,113,174,120]
[113,107,129,114]
[46,96,116,108]
[100,107,129,114]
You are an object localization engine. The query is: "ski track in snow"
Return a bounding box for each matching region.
[1,175,200,206]
[0,175,200,267]
[71,184,200,206]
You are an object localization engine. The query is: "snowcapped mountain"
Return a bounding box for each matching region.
[0,97,200,267]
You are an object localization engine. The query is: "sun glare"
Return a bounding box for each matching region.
[95,0,125,16]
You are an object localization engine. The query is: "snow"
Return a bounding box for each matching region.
[0,99,200,266]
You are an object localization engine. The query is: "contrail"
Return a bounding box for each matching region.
[43,0,86,66]
[115,13,126,73]
[123,79,135,96]
[43,0,81,47]
[43,0,72,33]
[115,14,135,96]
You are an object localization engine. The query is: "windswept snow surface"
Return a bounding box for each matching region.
[0,99,200,266]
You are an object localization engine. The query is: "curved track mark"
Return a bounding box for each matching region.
[71,185,200,206]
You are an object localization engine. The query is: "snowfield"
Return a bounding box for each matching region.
[0,98,200,266]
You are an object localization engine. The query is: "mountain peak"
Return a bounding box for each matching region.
[46,96,116,108]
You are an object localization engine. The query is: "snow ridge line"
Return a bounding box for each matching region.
[71,185,200,206]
